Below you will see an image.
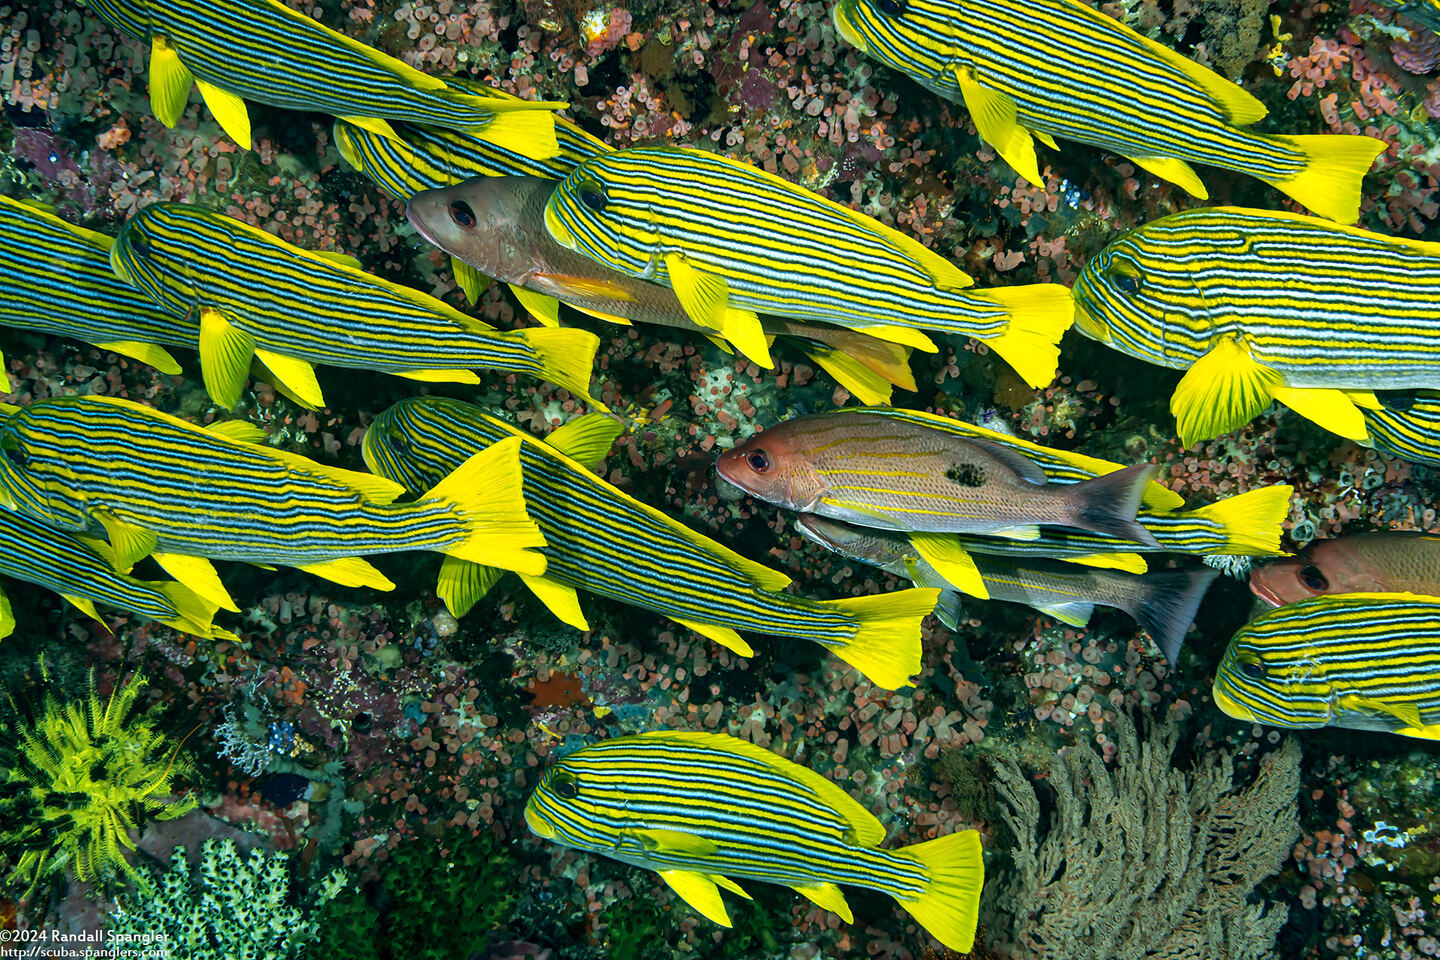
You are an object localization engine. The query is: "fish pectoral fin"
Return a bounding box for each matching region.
[151,552,241,613]
[909,533,989,600]
[1272,385,1370,443]
[390,368,483,385]
[671,617,755,658]
[1338,694,1425,730]
[632,828,720,857]
[657,870,734,927]
[194,79,252,150]
[451,258,492,303]
[518,573,590,630]
[664,253,773,368]
[1170,336,1282,447]
[792,882,853,923]
[0,585,13,640]
[799,345,894,405]
[1126,155,1209,199]
[199,307,257,409]
[436,556,504,618]
[60,594,101,623]
[148,36,195,127]
[510,284,562,327]
[960,437,1047,484]
[204,419,267,444]
[95,510,158,571]
[336,114,403,144]
[296,557,397,591]
[990,524,1041,541]
[253,349,326,409]
[1033,130,1059,150]
[1037,600,1096,629]
[529,272,640,305]
[949,65,1043,187]
[543,412,624,469]
[1065,552,1148,574]
[92,340,182,376]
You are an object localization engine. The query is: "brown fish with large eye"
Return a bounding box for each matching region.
[1250,532,1440,606]
[715,410,1161,546]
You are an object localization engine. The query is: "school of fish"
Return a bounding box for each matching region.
[0,0,1432,948]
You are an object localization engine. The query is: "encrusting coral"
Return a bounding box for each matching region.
[983,712,1301,960]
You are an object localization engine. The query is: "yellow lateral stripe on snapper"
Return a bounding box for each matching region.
[361,397,939,689]
[86,0,566,155]
[0,196,192,378]
[0,396,546,593]
[1073,207,1440,444]
[1215,593,1440,739]
[543,145,1073,386]
[109,202,600,408]
[525,731,984,950]
[831,0,1383,221]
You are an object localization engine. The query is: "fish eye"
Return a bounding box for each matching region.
[552,772,579,800]
[127,231,150,259]
[1238,661,1266,681]
[746,450,770,473]
[389,432,410,454]
[2,439,27,467]
[448,200,477,229]
[877,0,907,13]
[1110,272,1141,296]
[577,181,607,214]
[1298,564,1329,591]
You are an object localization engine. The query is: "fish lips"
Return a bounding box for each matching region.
[404,193,445,250]
[523,802,557,839]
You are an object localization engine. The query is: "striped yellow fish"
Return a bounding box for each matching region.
[1070,207,1440,446]
[0,196,187,391]
[1214,592,1440,739]
[542,145,1074,383]
[0,396,544,615]
[1364,392,1440,467]
[362,397,940,689]
[109,202,599,409]
[831,0,1384,222]
[525,730,983,950]
[85,0,564,154]
[795,513,1218,662]
[0,508,232,642]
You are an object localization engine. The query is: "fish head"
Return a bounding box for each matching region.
[110,203,198,319]
[361,397,469,493]
[1250,539,1384,606]
[1213,614,1335,731]
[0,402,87,528]
[715,424,828,511]
[406,176,555,285]
[544,151,662,276]
[831,0,952,83]
[525,751,627,854]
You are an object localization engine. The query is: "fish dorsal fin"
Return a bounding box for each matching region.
[436,556,504,618]
[1171,336,1282,447]
[1065,552,1149,574]
[1206,205,1440,258]
[637,730,886,847]
[451,257,492,303]
[657,870,734,927]
[671,618,756,658]
[518,573,590,630]
[950,65,1043,188]
[204,420,267,443]
[310,248,364,270]
[14,197,60,216]
[792,882,853,923]
[199,307,258,409]
[959,436,1047,485]
[194,79,252,150]
[1127,155,1209,199]
[910,534,990,600]
[510,284,562,327]
[148,36,195,127]
[1037,601,1096,629]
[1272,385,1370,443]
[60,593,101,622]
[663,253,772,368]
[95,510,158,571]
[253,348,326,409]
[542,413,623,469]
[230,437,406,505]
[632,828,719,857]
[528,272,640,304]
[1124,35,1267,125]
[151,552,240,613]
[92,340,183,376]
[296,556,397,590]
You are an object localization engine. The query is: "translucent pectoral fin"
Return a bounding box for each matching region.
[1171,337,1282,447]
[152,552,240,613]
[632,829,720,857]
[657,870,735,927]
[950,65,1043,186]
[253,349,325,409]
[59,594,101,623]
[451,257,492,302]
[149,36,195,127]
[95,510,158,571]
[436,556,504,618]
[194,79,252,150]
[542,412,623,468]
[672,617,755,657]
[1036,601,1096,628]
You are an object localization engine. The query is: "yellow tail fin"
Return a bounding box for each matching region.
[819,588,939,689]
[422,436,548,577]
[972,283,1075,387]
[1187,484,1294,556]
[514,327,603,408]
[1265,134,1386,224]
[893,830,985,953]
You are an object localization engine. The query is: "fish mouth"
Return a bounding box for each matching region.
[404,196,442,249]
[1211,682,1255,723]
[1070,298,1111,343]
[544,201,576,250]
[524,804,556,839]
[1249,578,1285,608]
[830,3,867,51]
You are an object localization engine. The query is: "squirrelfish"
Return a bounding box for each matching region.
[0,509,232,642]
[110,202,600,409]
[406,176,918,404]
[543,145,1073,383]
[362,397,940,689]
[86,0,564,154]
[1365,392,1440,468]
[831,0,1383,222]
[525,730,983,950]
[796,514,1217,663]
[0,396,545,615]
[1072,207,1440,446]
[1251,533,1440,607]
[0,196,188,390]
[1214,593,1440,739]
